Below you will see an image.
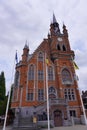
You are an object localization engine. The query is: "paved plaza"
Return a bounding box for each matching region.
[0,125,87,130]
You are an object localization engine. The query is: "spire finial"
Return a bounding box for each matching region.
[53,13,57,23]
[24,40,29,49]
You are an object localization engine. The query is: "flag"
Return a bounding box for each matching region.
[15,51,18,64]
[46,58,49,65]
[73,61,79,70]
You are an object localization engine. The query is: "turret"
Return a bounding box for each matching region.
[63,23,68,37]
[22,42,29,62]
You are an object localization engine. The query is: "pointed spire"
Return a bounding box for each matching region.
[24,40,29,49]
[53,13,57,23]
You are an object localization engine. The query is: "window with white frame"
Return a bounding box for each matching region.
[38,89,44,101]
[38,70,43,80]
[64,88,76,101]
[28,65,34,80]
[48,66,54,80]
[27,89,33,101]
[69,110,76,117]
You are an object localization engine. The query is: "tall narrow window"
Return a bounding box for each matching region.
[38,89,44,101]
[48,66,54,80]
[27,89,33,101]
[38,70,43,80]
[14,71,19,87]
[38,52,43,61]
[28,65,34,80]
[62,69,72,84]
[62,45,66,51]
[57,44,61,50]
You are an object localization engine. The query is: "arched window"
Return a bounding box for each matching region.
[28,65,34,80]
[48,66,54,80]
[14,71,19,87]
[49,86,55,94]
[38,52,43,61]
[62,69,72,84]
[49,87,56,100]
[62,45,66,51]
[57,44,61,50]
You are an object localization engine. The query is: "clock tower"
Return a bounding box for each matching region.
[11,14,86,128]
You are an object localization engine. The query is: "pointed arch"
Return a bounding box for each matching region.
[62,45,66,51]
[62,68,72,84]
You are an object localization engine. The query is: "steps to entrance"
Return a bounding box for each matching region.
[12,117,40,130]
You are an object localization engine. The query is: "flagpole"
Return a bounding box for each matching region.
[3,52,17,130]
[3,90,11,130]
[45,53,50,130]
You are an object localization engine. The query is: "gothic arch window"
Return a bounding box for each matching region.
[28,64,34,80]
[48,66,54,80]
[62,69,72,84]
[57,44,61,50]
[14,71,19,87]
[62,45,66,51]
[38,52,43,61]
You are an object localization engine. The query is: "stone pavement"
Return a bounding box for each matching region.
[0,125,87,130]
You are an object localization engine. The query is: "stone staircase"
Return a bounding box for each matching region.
[12,117,40,130]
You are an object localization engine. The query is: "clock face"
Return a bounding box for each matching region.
[58,37,63,42]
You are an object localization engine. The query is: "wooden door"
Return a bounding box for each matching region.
[54,110,62,126]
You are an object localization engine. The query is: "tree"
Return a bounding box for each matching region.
[0,71,7,116]
[0,71,6,100]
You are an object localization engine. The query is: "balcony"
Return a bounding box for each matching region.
[62,81,73,86]
[49,98,68,106]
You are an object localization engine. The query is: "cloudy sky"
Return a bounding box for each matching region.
[0,0,87,93]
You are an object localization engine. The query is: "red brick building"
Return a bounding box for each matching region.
[11,14,86,127]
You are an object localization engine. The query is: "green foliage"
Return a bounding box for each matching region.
[0,97,7,115]
[0,71,7,116]
[0,71,6,100]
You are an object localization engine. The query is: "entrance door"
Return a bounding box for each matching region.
[54,110,62,126]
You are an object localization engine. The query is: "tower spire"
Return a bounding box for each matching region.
[53,13,57,24]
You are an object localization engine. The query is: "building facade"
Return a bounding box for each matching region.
[82,91,87,117]
[11,14,85,127]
